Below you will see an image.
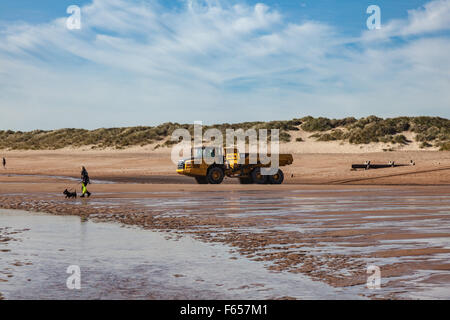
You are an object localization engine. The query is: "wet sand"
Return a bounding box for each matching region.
[1,184,450,299]
[0,209,362,300]
[0,150,449,299]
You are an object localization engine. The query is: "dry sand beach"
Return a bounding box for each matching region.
[0,147,450,299]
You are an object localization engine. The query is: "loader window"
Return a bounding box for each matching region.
[193,147,221,160]
[193,148,203,159]
[206,148,215,158]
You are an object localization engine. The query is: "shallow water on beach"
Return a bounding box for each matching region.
[0,209,363,300]
[1,186,450,300]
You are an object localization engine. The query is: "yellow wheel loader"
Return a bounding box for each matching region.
[176,146,293,185]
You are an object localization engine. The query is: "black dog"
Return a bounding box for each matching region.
[63,189,77,199]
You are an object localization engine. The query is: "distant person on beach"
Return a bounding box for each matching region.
[2,157,5,169]
[80,166,91,198]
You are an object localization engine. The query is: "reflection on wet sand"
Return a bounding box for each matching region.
[0,210,360,300]
[1,186,450,299]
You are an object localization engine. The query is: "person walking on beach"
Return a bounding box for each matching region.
[2,157,5,169]
[80,166,91,198]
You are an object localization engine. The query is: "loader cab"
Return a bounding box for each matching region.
[224,147,247,168]
[192,146,224,164]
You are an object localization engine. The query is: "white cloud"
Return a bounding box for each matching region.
[363,0,450,41]
[404,0,450,35]
[0,0,449,130]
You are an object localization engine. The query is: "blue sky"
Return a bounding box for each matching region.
[0,0,449,130]
[0,1,428,27]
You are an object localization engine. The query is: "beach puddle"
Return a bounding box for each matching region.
[0,209,363,300]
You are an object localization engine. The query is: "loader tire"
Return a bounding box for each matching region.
[207,167,224,184]
[195,176,208,184]
[251,167,267,184]
[268,169,284,185]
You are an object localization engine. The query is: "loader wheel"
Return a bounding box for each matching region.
[207,167,224,184]
[239,177,253,184]
[268,169,284,185]
[251,167,267,184]
[195,176,208,184]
